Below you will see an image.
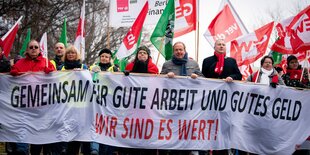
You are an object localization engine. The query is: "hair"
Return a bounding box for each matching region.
[260,55,274,66]
[173,41,186,51]
[214,39,225,48]
[27,39,40,49]
[62,45,81,62]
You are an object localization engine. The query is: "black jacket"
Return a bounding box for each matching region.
[202,55,242,80]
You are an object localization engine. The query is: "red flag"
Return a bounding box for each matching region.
[74,0,85,61]
[231,22,274,66]
[116,1,148,59]
[271,6,310,54]
[0,17,23,57]
[276,50,310,73]
[239,64,253,81]
[204,1,248,45]
[174,0,196,37]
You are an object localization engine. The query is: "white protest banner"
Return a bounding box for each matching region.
[0,71,309,155]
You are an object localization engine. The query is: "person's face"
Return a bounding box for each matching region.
[100,53,111,64]
[288,59,299,70]
[214,40,226,54]
[262,58,273,71]
[27,41,40,59]
[173,43,186,59]
[54,43,65,57]
[137,50,148,62]
[66,51,77,61]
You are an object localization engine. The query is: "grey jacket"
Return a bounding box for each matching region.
[247,68,285,85]
[160,59,202,76]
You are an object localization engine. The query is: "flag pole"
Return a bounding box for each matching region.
[156,37,165,66]
[195,0,199,61]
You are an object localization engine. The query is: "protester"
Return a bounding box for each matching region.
[89,48,118,155]
[60,45,88,155]
[201,39,242,82]
[10,39,55,155]
[125,45,158,74]
[60,45,88,71]
[282,55,310,89]
[247,55,284,87]
[90,48,118,73]
[0,46,11,73]
[120,46,158,155]
[161,41,201,79]
[51,42,65,70]
[160,41,201,155]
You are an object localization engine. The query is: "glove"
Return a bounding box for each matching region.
[44,67,54,74]
[123,70,130,76]
[10,70,22,76]
[270,82,277,88]
[91,66,101,72]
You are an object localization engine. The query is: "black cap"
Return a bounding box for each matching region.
[98,48,112,57]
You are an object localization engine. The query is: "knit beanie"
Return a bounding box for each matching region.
[98,48,112,57]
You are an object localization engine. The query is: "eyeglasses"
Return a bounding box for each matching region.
[29,46,39,50]
[138,51,148,55]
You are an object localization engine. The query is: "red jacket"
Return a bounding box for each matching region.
[125,58,159,74]
[10,54,55,75]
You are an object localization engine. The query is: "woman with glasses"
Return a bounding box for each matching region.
[125,46,158,74]
[247,55,284,87]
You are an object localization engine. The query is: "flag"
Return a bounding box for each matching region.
[271,5,310,54]
[0,16,23,57]
[60,17,68,47]
[174,0,196,37]
[230,22,274,66]
[204,0,248,46]
[150,0,175,60]
[74,0,86,61]
[19,28,31,56]
[271,50,283,65]
[40,32,48,58]
[116,1,148,60]
[239,64,253,81]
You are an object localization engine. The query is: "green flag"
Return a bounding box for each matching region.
[19,28,31,56]
[59,18,68,47]
[272,51,283,65]
[150,0,175,60]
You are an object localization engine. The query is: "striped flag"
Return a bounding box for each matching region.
[74,0,86,61]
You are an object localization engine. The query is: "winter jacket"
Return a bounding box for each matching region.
[202,55,242,80]
[10,54,55,75]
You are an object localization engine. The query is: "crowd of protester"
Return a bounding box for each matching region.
[0,39,309,155]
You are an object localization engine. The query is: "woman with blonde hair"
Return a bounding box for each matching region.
[60,45,87,70]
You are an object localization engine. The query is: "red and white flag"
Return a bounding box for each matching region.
[230,22,274,66]
[40,32,48,58]
[239,64,253,81]
[74,0,86,61]
[0,16,23,57]
[174,0,196,38]
[271,6,310,54]
[116,1,148,59]
[204,0,248,45]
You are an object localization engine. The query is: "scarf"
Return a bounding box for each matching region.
[214,51,225,75]
[172,53,188,76]
[64,60,82,70]
[98,63,112,71]
[286,69,302,80]
[132,60,148,73]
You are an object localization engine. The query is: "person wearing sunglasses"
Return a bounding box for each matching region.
[10,39,55,76]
